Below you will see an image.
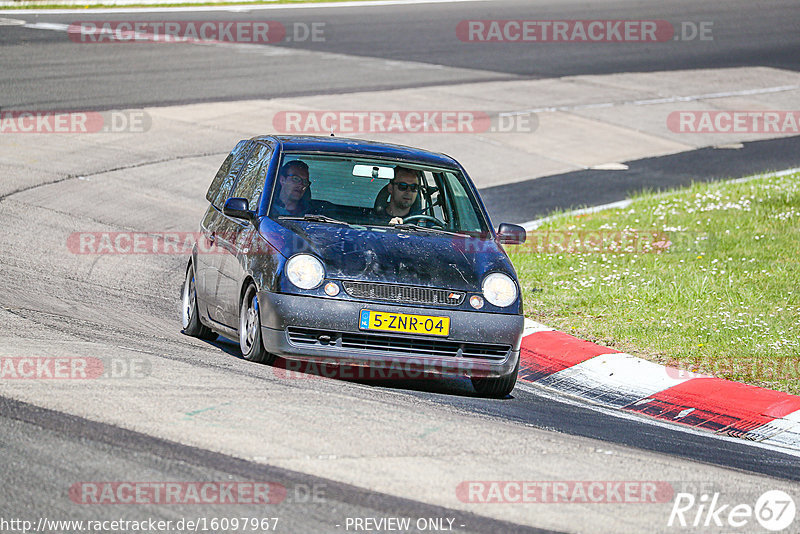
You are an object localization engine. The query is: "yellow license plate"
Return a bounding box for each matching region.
[359,309,450,337]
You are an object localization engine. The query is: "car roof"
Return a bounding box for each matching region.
[250,135,461,169]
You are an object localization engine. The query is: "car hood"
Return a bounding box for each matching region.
[267,221,513,290]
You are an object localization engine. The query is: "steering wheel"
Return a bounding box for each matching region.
[402,214,446,228]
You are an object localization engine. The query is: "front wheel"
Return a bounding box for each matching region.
[181,262,217,340]
[471,357,519,398]
[239,283,275,364]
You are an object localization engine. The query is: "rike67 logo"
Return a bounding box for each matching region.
[668,490,796,531]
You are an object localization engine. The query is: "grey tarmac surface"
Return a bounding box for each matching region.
[0,0,798,110]
[1,109,798,532]
[2,1,800,532]
[0,397,555,534]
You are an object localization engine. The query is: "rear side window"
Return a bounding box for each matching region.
[206,140,254,209]
[231,144,273,211]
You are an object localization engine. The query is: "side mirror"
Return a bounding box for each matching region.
[497,223,526,245]
[223,197,255,222]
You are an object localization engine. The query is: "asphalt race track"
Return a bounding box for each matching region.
[1,1,800,533]
[2,0,799,110]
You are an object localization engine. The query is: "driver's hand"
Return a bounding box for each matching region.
[389,217,404,225]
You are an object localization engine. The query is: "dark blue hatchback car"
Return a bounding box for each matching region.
[181,135,526,397]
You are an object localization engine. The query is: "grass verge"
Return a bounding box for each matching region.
[508,170,800,395]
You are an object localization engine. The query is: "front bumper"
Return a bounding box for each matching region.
[258,291,523,378]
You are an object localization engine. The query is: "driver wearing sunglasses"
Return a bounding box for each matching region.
[376,166,423,225]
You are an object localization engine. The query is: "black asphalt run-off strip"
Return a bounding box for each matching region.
[481,135,800,224]
[0,395,559,534]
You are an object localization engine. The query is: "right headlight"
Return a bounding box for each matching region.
[482,272,517,308]
[285,254,325,290]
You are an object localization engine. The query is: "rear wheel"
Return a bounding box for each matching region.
[471,357,519,398]
[181,262,217,340]
[239,283,275,364]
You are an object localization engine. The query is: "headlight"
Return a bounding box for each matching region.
[286,254,325,289]
[482,272,517,308]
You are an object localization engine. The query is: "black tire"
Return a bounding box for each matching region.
[471,357,519,398]
[239,283,275,364]
[181,262,217,340]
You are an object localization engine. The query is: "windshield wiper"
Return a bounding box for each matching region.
[390,223,466,237]
[279,214,350,226]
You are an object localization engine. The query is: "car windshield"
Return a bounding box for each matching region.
[268,153,489,235]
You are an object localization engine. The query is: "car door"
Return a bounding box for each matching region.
[196,139,255,325]
[214,142,273,328]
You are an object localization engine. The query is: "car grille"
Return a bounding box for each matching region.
[286,327,510,361]
[342,281,465,306]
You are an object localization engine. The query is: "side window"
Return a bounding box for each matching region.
[232,144,272,211]
[205,140,254,209]
[422,172,447,223]
[444,172,483,232]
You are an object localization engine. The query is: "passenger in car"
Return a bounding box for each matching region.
[271,160,311,217]
[372,166,423,225]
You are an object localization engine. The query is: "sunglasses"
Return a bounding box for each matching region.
[392,182,420,192]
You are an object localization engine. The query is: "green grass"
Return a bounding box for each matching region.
[508,171,800,395]
[1,0,357,9]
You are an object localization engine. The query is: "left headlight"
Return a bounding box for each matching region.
[286,254,325,290]
[482,272,517,308]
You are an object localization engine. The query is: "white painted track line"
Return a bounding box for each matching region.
[3,0,489,15]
